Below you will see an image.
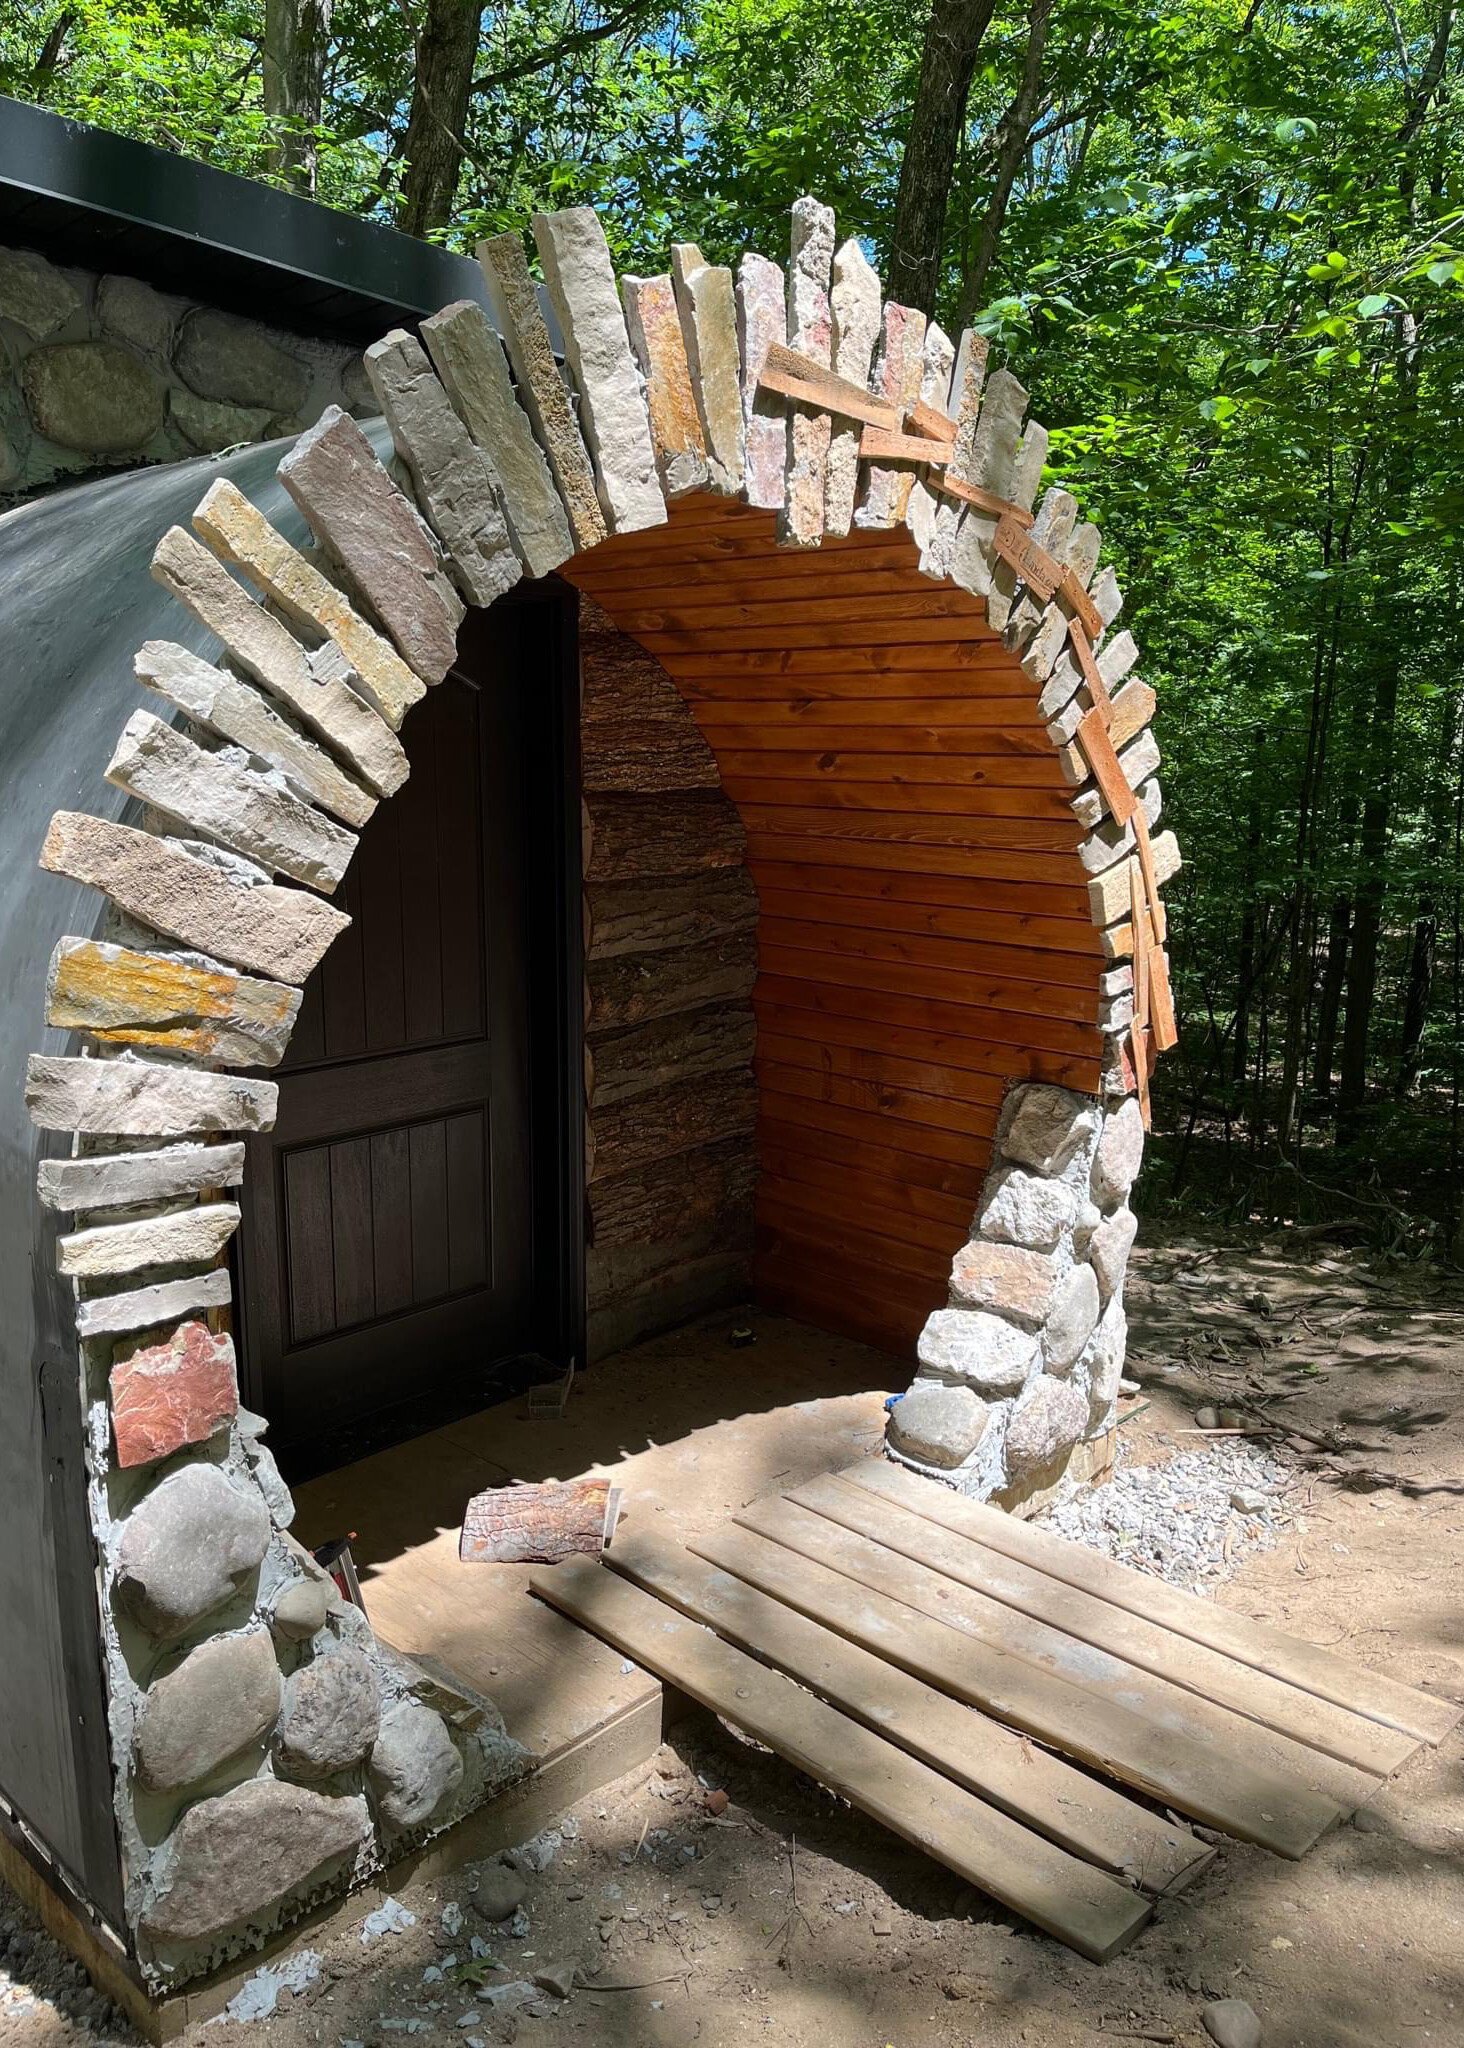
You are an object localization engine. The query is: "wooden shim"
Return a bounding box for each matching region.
[530,1555,1152,1961]
[1130,864,1153,1124]
[1132,806,1168,944]
[757,343,901,431]
[1078,708,1139,830]
[858,425,951,467]
[993,515,1062,601]
[710,1501,1354,1853]
[460,1479,621,1564]
[803,1472,1416,1779]
[834,1461,1461,1749]
[607,1530,1211,1895]
[1058,566,1105,643]
[1067,621,1113,727]
[1149,939,1179,1053]
[905,400,959,446]
[932,475,1035,526]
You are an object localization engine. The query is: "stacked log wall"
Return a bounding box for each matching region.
[579,597,759,1357]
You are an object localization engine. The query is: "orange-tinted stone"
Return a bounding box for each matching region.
[110,1319,238,1468]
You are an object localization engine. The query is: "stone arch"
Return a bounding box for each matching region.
[22,194,1178,1981]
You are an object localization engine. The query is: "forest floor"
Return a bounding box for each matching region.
[4,1225,1463,2048]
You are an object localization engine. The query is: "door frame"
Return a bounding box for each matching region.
[232,576,585,1472]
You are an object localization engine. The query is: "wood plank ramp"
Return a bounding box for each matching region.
[529,1457,1457,1965]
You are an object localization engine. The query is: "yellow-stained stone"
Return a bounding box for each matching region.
[192,480,426,730]
[620,273,707,498]
[47,936,301,1068]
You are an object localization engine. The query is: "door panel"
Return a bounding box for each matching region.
[238,593,578,1470]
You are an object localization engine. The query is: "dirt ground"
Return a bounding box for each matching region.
[4,1225,1463,2048]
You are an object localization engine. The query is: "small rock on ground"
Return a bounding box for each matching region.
[1202,1996,1263,2048]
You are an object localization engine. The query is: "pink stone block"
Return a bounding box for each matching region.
[111,1319,238,1469]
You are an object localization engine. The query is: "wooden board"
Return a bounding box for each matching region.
[605,1530,1213,1895]
[757,342,901,429]
[836,1459,1461,1748]
[703,1504,1354,1854]
[530,1554,1154,1962]
[794,1472,1415,1777]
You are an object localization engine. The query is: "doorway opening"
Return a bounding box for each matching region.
[234,582,583,1482]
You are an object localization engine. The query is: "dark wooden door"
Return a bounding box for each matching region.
[238,591,581,1471]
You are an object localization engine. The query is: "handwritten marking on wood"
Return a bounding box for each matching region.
[858,425,951,466]
[757,343,901,430]
[933,476,1036,526]
[1077,708,1138,829]
[460,1478,622,1564]
[993,514,1062,600]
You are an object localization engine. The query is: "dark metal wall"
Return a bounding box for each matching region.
[0,433,375,1925]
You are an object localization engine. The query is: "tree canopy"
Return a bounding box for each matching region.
[4,0,1463,1246]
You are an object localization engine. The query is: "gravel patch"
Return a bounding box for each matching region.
[1044,1436,1293,1594]
[0,1884,134,2042]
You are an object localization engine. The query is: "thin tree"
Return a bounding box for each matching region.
[886,0,1000,313]
[263,0,334,195]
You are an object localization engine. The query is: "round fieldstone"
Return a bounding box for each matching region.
[1092,1097,1145,1205]
[276,1647,380,1778]
[139,1777,370,1945]
[174,308,309,412]
[470,1857,527,1922]
[1043,1262,1101,1375]
[170,387,272,452]
[976,1167,1082,1252]
[134,1629,281,1792]
[888,1382,990,1469]
[917,1307,1039,1396]
[0,246,80,339]
[1090,1204,1138,1298]
[271,1577,332,1643]
[948,1238,1061,1326]
[1001,1085,1098,1177]
[369,1700,464,1830]
[1085,1297,1128,1431]
[114,1464,270,1640]
[1004,1375,1088,1478]
[97,274,173,358]
[23,341,164,453]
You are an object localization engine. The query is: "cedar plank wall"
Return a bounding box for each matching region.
[567,494,1108,1359]
[579,596,759,1357]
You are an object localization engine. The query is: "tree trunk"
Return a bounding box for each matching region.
[263,0,333,195]
[955,0,1054,325]
[1311,891,1351,1101]
[399,0,482,238]
[886,0,1000,313]
[1336,669,1400,1134]
[1395,903,1436,1097]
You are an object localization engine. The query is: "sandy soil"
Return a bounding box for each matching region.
[4,1226,1462,2048]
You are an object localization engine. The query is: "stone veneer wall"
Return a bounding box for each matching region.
[16,190,1179,1986]
[0,243,373,501]
[580,599,758,1357]
[887,1083,1142,1502]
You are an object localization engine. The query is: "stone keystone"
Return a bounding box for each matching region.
[26,1053,277,1137]
[736,251,788,510]
[621,274,708,498]
[824,239,881,537]
[420,299,574,580]
[855,300,926,530]
[533,207,667,535]
[37,1142,246,1215]
[39,813,350,986]
[191,480,425,730]
[134,1629,281,1793]
[115,1463,270,1639]
[106,712,356,895]
[917,1307,1039,1396]
[364,329,523,609]
[136,641,376,831]
[58,1201,241,1280]
[277,407,462,684]
[671,256,744,495]
[781,195,836,547]
[110,1319,239,1467]
[139,1779,371,1945]
[47,934,301,1067]
[151,525,407,799]
[477,232,607,553]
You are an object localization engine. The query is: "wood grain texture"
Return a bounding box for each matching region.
[565,494,1109,1350]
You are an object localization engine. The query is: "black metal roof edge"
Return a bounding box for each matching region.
[0,97,496,343]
